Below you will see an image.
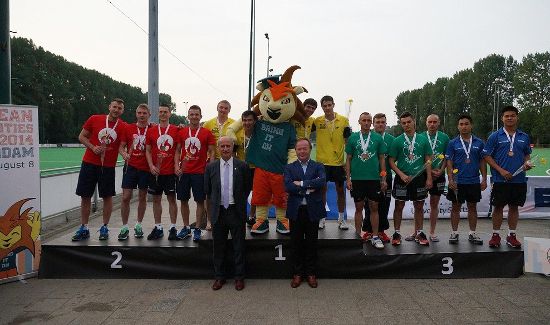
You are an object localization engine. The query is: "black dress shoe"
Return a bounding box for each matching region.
[235,279,245,291]
[306,275,318,288]
[212,279,226,290]
[291,275,302,288]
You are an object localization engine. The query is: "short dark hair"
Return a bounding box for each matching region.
[241,110,257,120]
[457,114,472,123]
[399,111,413,120]
[188,105,201,114]
[295,137,312,149]
[320,95,334,105]
[359,112,371,118]
[112,98,125,105]
[303,98,318,108]
[501,105,518,116]
[373,113,386,120]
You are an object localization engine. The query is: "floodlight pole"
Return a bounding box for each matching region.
[148,0,159,123]
[0,0,11,104]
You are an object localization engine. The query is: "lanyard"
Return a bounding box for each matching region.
[136,123,148,138]
[404,133,417,157]
[188,126,200,138]
[503,129,516,153]
[158,124,170,137]
[426,131,438,152]
[459,136,473,160]
[359,130,371,153]
[106,115,119,131]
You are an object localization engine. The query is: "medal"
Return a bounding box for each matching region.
[359,130,372,161]
[459,135,473,165]
[409,154,414,160]
[404,133,416,161]
[508,151,514,157]
[465,159,471,164]
[503,129,516,158]
[361,153,369,160]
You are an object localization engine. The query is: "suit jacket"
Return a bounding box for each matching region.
[204,157,251,224]
[284,159,326,222]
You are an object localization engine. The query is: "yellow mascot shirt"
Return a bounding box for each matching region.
[314,113,349,166]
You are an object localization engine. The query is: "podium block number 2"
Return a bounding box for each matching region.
[274,244,286,261]
[111,251,123,269]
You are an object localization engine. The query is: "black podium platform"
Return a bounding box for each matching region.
[39,224,524,279]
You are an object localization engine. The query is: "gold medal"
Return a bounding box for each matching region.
[508,151,514,157]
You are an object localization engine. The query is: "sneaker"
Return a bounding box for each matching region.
[338,219,349,230]
[246,216,256,227]
[318,218,326,229]
[147,226,164,240]
[177,227,191,240]
[506,233,521,248]
[118,227,129,241]
[449,233,459,244]
[429,235,439,242]
[405,233,416,241]
[276,219,290,234]
[417,232,429,246]
[71,225,90,241]
[168,227,179,241]
[193,228,202,241]
[361,232,372,242]
[251,219,269,234]
[488,233,501,248]
[371,237,384,249]
[98,225,109,240]
[378,231,391,243]
[134,224,144,238]
[468,233,483,245]
[391,232,402,246]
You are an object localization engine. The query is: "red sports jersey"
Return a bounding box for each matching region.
[82,115,126,167]
[146,124,179,175]
[125,123,151,171]
[178,126,216,174]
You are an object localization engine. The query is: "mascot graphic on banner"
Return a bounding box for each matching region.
[0,198,41,278]
[228,65,308,234]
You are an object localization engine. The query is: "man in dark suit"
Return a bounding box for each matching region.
[284,138,326,288]
[204,136,251,291]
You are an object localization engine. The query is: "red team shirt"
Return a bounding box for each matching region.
[146,124,179,175]
[82,115,126,168]
[125,123,152,171]
[178,126,216,174]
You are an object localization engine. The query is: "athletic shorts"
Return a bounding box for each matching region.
[176,173,205,201]
[428,174,446,196]
[148,174,177,196]
[121,165,151,190]
[351,180,382,203]
[392,173,427,202]
[324,165,346,185]
[75,162,115,198]
[446,183,482,204]
[491,182,527,207]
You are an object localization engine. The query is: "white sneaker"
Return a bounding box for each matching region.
[372,237,384,249]
[338,219,349,230]
[318,218,326,229]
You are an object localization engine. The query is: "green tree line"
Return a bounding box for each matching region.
[10,37,187,144]
[392,53,550,145]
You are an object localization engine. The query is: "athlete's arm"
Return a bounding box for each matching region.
[78,129,103,155]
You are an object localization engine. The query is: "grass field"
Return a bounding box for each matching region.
[39,147,550,176]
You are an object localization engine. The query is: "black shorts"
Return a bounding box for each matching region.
[428,174,446,196]
[324,165,346,185]
[446,183,482,204]
[121,165,151,190]
[351,180,382,203]
[392,173,427,202]
[491,182,527,207]
[75,162,115,198]
[148,174,177,196]
[176,173,205,201]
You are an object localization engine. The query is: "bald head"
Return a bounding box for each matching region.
[426,114,440,133]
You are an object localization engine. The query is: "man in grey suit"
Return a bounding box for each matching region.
[204,136,251,291]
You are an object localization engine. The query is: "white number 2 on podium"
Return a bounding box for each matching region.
[111,251,123,269]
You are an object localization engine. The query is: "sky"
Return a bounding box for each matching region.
[9,0,550,126]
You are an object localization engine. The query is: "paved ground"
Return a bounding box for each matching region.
[1,199,549,325]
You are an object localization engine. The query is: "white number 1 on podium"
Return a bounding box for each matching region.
[274,244,286,261]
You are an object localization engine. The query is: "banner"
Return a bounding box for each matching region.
[0,105,41,282]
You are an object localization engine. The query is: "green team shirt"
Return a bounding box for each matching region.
[380,132,395,175]
[424,131,450,170]
[345,130,387,180]
[389,132,433,176]
[246,120,296,174]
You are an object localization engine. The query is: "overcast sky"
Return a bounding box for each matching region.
[10,0,550,126]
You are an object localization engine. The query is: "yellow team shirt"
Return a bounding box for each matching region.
[235,128,255,168]
[291,116,315,140]
[314,113,349,166]
[203,117,235,158]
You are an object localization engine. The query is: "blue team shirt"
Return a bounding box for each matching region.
[445,135,484,184]
[482,128,531,183]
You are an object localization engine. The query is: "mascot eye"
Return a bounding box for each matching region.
[281,98,291,104]
[263,95,270,102]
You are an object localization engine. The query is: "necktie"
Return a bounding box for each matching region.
[222,162,229,208]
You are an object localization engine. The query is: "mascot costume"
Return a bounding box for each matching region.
[228,65,307,234]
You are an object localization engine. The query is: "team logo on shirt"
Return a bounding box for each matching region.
[157,135,174,152]
[185,136,201,157]
[132,134,146,151]
[98,128,117,144]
